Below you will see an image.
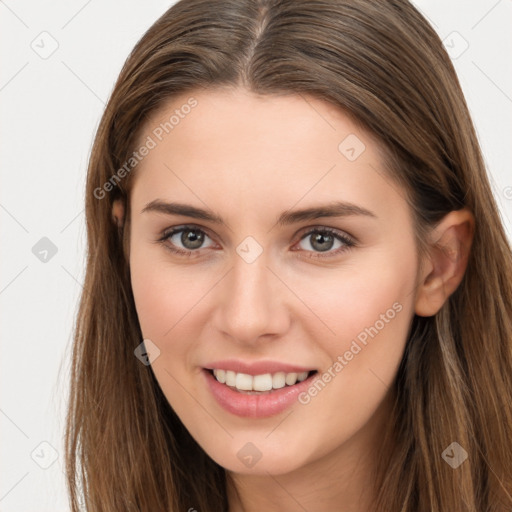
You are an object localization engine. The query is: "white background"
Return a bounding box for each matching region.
[1,0,511,510]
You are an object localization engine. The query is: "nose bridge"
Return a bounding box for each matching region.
[214,250,289,344]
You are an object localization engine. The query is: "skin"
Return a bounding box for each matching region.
[115,87,473,511]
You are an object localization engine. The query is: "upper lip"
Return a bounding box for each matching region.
[204,359,316,376]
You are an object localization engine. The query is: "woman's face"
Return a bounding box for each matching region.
[128,87,419,476]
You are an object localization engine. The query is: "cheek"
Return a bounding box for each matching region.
[288,244,417,409]
[270,252,416,464]
[130,264,176,340]
[295,248,415,410]
[129,253,211,406]
[291,246,416,347]
[130,249,211,342]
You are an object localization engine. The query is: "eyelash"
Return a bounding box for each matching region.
[156,224,356,260]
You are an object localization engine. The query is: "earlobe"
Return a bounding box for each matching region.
[415,209,474,317]
[112,199,125,228]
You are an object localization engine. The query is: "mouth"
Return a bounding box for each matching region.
[206,368,318,394]
[202,366,319,418]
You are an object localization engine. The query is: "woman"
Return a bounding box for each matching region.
[65,0,512,510]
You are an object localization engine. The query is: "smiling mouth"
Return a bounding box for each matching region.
[206,368,318,394]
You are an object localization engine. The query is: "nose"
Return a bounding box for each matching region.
[211,254,291,346]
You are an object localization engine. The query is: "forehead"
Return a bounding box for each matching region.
[129,87,404,225]
[136,87,375,166]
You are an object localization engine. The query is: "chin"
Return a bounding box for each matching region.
[199,434,315,476]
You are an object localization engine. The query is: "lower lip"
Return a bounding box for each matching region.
[203,369,317,418]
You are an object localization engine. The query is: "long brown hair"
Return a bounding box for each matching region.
[65,0,512,510]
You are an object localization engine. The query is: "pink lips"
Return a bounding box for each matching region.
[202,359,317,418]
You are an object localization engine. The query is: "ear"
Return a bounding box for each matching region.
[112,198,125,228]
[415,209,474,317]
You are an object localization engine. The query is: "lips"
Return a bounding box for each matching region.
[202,360,318,417]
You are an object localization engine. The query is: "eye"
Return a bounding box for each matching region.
[157,225,355,259]
[294,227,355,258]
[158,225,216,255]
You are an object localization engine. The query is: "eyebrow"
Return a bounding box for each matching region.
[141,199,377,227]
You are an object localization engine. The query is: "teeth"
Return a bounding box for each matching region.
[285,372,298,386]
[272,372,286,389]
[212,369,312,391]
[297,371,308,382]
[235,373,253,391]
[213,369,226,384]
[225,370,236,387]
[253,373,273,391]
